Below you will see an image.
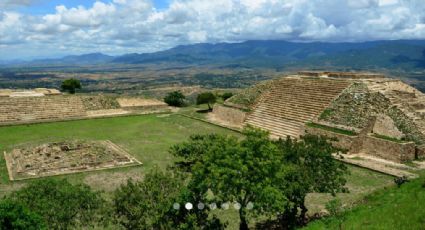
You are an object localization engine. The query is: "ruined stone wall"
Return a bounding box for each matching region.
[212,104,247,127]
[226,79,277,109]
[320,82,425,144]
[359,135,416,163]
[319,82,388,128]
[304,126,357,151]
[0,96,86,125]
[81,95,120,111]
[416,145,425,160]
[373,115,404,139]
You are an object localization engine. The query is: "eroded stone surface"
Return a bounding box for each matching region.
[4,140,141,180]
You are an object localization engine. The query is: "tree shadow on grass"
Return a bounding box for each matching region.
[196,109,212,113]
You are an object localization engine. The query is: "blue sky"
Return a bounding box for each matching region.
[17,0,171,14]
[1,0,425,60]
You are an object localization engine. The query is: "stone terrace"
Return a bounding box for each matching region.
[245,76,352,138]
[0,96,86,125]
[0,89,171,126]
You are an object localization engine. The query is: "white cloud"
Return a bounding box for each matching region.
[1,0,425,59]
[348,0,379,9]
[379,0,399,6]
[0,0,34,7]
[188,31,207,42]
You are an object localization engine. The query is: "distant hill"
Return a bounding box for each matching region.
[6,40,425,70]
[112,40,425,70]
[27,53,114,65]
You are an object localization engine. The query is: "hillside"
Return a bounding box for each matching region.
[304,173,425,230]
[112,40,425,70]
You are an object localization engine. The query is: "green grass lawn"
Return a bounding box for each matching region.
[0,114,240,195]
[304,172,425,230]
[177,104,211,120]
[0,114,397,229]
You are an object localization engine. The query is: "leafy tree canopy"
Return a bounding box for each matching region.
[0,198,46,230]
[113,170,224,230]
[10,179,105,230]
[170,127,348,229]
[60,78,81,94]
[164,91,186,107]
[221,92,234,101]
[196,92,216,110]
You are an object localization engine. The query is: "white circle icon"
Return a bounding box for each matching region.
[185,202,193,210]
[209,203,217,210]
[173,203,180,210]
[197,203,205,210]
[221,202,230,210]
[246,202,254,210]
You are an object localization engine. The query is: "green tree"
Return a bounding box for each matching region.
[275,135,348,227]
[171,128,348,229]
[113,170,223,229]
[60,78,81,94]
[113,170,182,229]
[196,92,216,110]
[0,198,46,230]
[11,179,105,230]
[221,92,234,101]
[171,128,288,229]
[164,91,186,107]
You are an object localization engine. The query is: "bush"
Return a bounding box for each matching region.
[60,78,81,94]
[11,179,105,229]
[164,91,186,107]
[0,198,46,230]
[221,92,234,101]
[394,176,409,187]
[196,92,216,110]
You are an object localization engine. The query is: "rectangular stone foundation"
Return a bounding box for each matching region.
[4,140,142,181]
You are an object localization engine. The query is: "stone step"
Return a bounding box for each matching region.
[245,78,351,139]
[0,96,86,123]
[246,119,300,138]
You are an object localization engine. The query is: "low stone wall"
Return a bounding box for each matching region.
[416,145,425,160]
[304,126,357,151]
[360,135,416,163]
[212,104,247,127]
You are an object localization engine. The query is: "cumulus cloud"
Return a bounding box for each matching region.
[1,0,425,59]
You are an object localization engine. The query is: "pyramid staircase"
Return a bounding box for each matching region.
[0,96,87,124]
[245,77,352,138]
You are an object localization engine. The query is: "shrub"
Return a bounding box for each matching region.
[221,92,234,101]
[11,179,105,229]
[60,78,81,94]
[196,92,216,110]
[0,198,46,230]
[164,91,186,107]
[394,176,409,188]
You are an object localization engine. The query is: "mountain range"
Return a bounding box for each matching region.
[3,40,425,70]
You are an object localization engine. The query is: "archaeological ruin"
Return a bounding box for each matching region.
[215,71,425,164]
[4,140,141,180]
[0,88,169,125]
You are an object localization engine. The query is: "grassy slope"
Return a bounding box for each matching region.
[304,172,425,230]
[214,165,393,230]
